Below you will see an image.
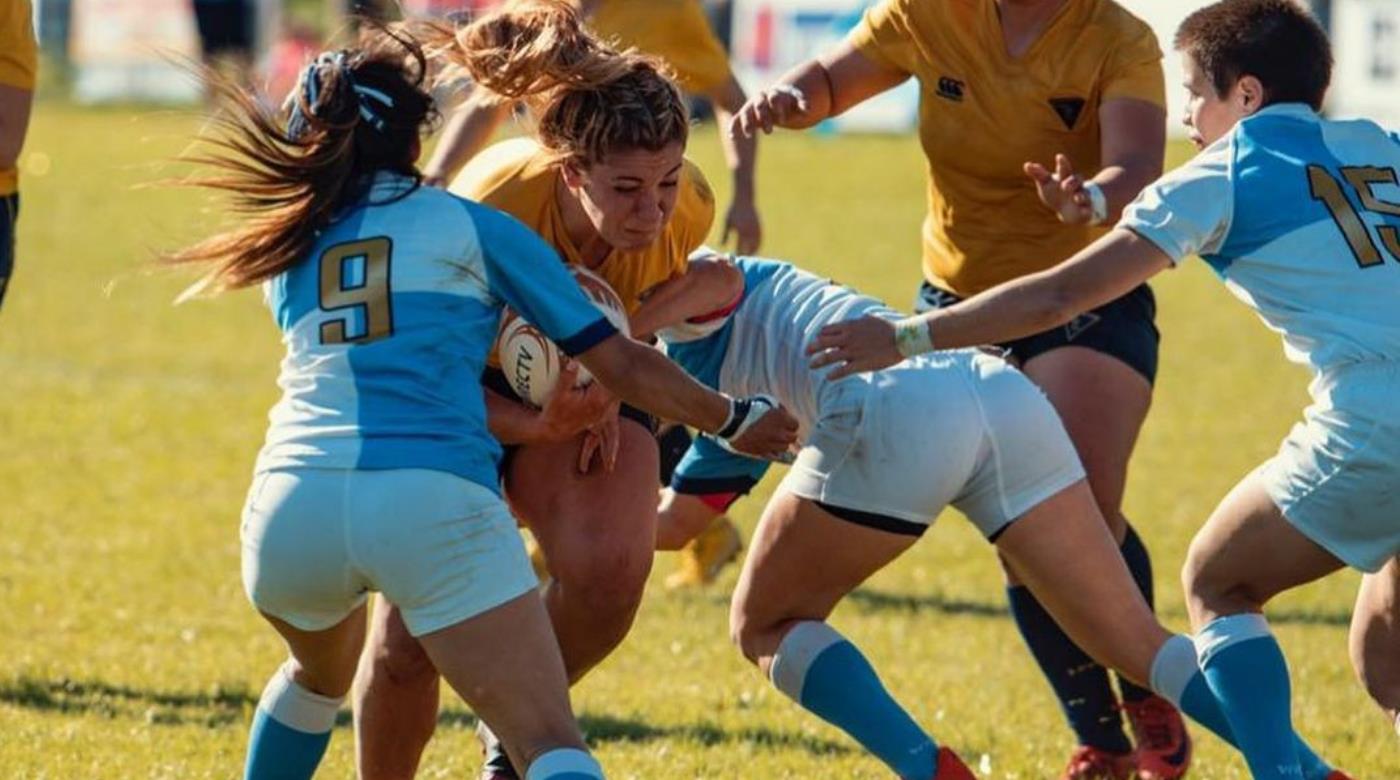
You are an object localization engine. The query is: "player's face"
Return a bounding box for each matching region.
[1181,55,1247,150]
[567,143,686,251]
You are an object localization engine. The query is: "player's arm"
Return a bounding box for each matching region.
[629,253,743,340]
[0,84,34,172]
[1025,98,1165,225]
[422,93,513,187]
[730,41,909,137]
[483,363,616,445]
[808,229,1173,377]
[706,76,761,253]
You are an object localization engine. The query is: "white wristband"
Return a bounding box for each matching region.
[894,317,934,359]
[1083,180,1109,225]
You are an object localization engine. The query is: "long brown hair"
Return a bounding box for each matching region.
[419,0,690,167]
[165,25,437,297]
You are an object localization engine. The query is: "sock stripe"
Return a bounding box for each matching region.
[1149,634,1200,707]
[260,661,342,734]
[770,621,844,701]
[1194,613,1272,665]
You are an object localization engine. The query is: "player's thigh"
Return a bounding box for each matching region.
[345,469,540,639]
[417,591,582,768]
[1350,556,1400,701]
[994,480,1167,684]
[732,491,917,649]
[1183,470,1345,626]
[360,594,436,686]
[1021,346,1152,528]
[262,605,368,698]
[507,417,660,578]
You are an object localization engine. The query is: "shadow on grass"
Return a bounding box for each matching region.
[439,709,852,756]
[847,587,1010,618]
[0,675,852,756]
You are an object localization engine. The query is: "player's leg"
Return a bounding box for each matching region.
[1181,472,1345,780]
[507,414,660,681]
[1350,556,1400,732]
[358,469,603,779]
[247,609,366,780]
[656,424,744,587]
[1015,287,1177,776]
[240,469,370,780]
[417,592,602,778]
[353,596,440,780]
[730,491,970,780]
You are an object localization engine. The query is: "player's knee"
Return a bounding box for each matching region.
[1182,542,1258,619]
[728,599,773,666]
[366,632,437,691]
[553,551,650,627]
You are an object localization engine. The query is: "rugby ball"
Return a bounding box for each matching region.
[496,266,630,407]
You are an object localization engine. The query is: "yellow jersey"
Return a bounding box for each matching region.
[450,137,716,317]
[849,0,1164,295]
[584,0,732,95]
[0,0,37,196]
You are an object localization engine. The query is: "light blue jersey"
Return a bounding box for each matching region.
[1122,104,1400,382]
[664,257,898,491]
[254,173,615,491]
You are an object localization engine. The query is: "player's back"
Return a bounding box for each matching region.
[1206,106,1400,373]
[667,257,900,432]
[256,173,606,489]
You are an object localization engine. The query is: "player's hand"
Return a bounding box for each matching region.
[807,316,901,379]
[730,84,809,139]
[722,195,762,255]
[577,402,621,474]
[1025,153,1094,225]
[722,396,799,460]
[536,361,616,441]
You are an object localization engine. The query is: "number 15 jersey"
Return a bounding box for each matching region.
[254,173,616,490]
[1121,103,1400,381]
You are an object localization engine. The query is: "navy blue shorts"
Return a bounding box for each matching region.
[914,281,1160,384]
[0,193,17,311]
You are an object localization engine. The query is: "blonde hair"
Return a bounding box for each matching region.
[419,0,689,167]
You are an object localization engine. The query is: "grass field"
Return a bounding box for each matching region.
[1,104,1395,779]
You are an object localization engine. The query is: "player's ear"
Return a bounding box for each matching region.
[560,158,588,190]
[1236,74,1266,116]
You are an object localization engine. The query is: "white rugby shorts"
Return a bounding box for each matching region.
[780,350,1086,538]
[240,468,537,635]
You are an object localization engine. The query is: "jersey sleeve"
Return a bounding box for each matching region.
[0,0,37,90]
[846,0,918,75]
[470,204,617,355]
[670,433,770,497]
[650,0,732,95]
[1100,19,1165,107]
[1118,138,1235,263]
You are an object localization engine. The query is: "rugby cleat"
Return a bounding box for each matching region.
[1322,772,1354,780]
[930,747,977,780]
[1059,745,1136,780]
[1123,695,1191,780]
[664,515,742,589]
[476,721,521,780]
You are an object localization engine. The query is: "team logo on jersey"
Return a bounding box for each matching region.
[936,76,966,102]
[1063,310,1101,341]
[1048,97,1086,130]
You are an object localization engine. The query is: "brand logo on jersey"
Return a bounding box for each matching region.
[1063,310,1101,341]
[936,76,966,102]
[1049,97,1086,130]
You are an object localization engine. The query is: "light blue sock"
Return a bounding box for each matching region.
[243,662,341,780]
[1195,615,1303,779]
[771,621,937,780]
[1151,634,1334,780]
[524,747,605,779]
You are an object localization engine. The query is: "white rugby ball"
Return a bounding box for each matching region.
[496,266,630,407]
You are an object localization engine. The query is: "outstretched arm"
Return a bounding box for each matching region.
[807,229,1173,378]
[729,41,908,138]
[708,76,761,253]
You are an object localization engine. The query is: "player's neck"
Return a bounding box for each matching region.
[994,0,1070,59]
[555,176,612,268]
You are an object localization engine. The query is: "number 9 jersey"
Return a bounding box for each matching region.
[1121,103,1400,379]
[253,173,617,490]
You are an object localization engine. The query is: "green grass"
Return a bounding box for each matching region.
[1,105,1393,778]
